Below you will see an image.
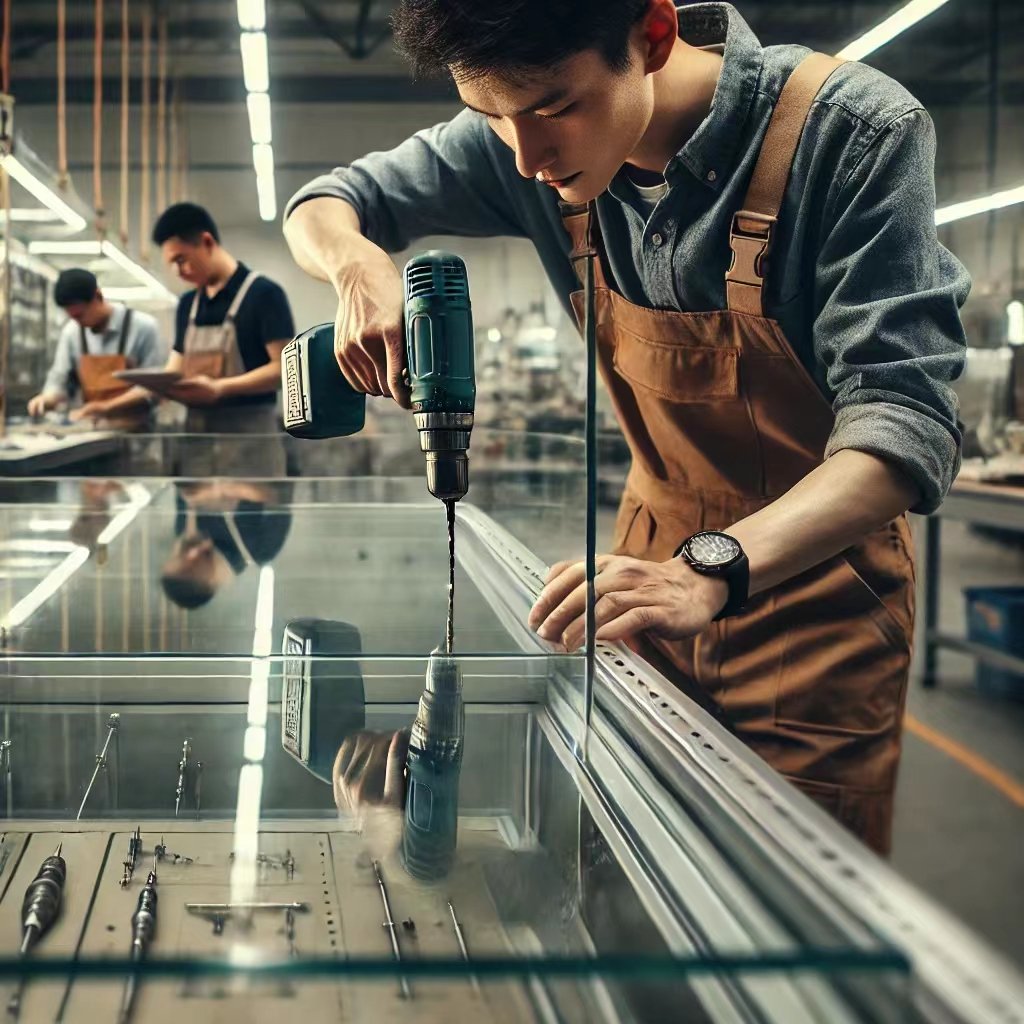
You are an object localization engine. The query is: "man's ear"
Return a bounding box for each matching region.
[640,0,678,75]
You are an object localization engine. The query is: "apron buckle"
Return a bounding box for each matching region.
[726,210,776,286]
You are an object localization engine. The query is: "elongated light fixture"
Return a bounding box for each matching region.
[837,0,951,61]
[26,239,175,301]
[935,183,1024,226]
[0,154,88,232]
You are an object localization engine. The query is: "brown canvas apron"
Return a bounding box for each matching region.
[178,270,284,476]
[561,53,915,854]
[76,308,134,403]
[181,270,279,434]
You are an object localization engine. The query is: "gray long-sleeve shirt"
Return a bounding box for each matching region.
[286,2,970,514]
[43,303,165,397]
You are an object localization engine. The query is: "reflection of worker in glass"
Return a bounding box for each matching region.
[69,480,128,555]
[161,481,292,608]
[27,269,163,422]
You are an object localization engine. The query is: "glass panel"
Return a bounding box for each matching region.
[0,441,942,1022]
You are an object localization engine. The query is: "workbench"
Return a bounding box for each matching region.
[920,478,1024,689]
[0,429,121,476]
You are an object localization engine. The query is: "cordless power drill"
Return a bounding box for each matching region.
[282,251,476,502]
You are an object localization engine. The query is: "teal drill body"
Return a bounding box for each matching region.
[282,251,476,500]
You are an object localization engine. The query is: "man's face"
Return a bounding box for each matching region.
[62,295,105,330]
[456,44,653,204]
[162,235,214,287]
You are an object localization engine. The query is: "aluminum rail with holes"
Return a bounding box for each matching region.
[458,503,1024,1024]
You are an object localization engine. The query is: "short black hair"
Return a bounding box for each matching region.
[391,0,650,81]
[54,268,99,307]
[152,202,220,246]
[160,572,215,609]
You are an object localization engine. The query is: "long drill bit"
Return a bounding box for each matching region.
[448,900,481,996]
[117,855,158,1024]
[174,739,191,818]
[76,714,120,821]
[1,741,12,819]
[7,843,66,1019]
[372,860,410,1000]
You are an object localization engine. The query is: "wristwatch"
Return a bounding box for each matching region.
[674,531,749,621]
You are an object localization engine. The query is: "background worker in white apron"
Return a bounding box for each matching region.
[27,268,163,426]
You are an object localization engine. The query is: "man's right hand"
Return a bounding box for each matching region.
[334,257,410,408]
[27,393,59,418]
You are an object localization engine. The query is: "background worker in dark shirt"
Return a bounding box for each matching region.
[140,203,294,435]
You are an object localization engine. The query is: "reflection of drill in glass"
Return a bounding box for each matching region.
[401,649,465,882]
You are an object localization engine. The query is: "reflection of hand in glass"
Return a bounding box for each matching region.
[69,480,127,553]
[332,728,410,813]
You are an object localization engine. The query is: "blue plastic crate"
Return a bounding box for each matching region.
[964,586,1024,701]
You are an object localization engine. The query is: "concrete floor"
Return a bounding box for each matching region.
[893,519,1024,968]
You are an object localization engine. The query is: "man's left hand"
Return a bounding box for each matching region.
[164,375,224,407]
[528,554,728,651]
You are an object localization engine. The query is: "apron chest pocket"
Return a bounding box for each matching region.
[613,339,739,403]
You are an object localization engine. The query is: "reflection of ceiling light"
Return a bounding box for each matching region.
[0,209,61,223]
[0,154,88,232]
[1,547,89,630]
[1,539,78,554]
[28,518,74,533]
[237,0,266,30]
[935,183,1024,226]
[26,239,175,301]
[1007,301,1024,347]
[240,32,269,92]
[487,328,502,343]
[837,0,950,61]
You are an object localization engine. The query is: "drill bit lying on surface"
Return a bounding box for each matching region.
[120,827,143,888]
[174,739,191,818]
[117,856,158,1024]
[7,843,66,1019]
[373,860,411,1001]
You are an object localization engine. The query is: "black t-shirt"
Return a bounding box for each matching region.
[173,262,295,406]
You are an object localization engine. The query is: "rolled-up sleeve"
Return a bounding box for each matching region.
[284,109,526,252]
[815,108,970,514]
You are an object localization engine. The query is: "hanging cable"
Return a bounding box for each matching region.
[169,75,179,204]
[56,0,68,186]
[156,10,167,213]
[139,3,151,260]
[93,0,105,233]
[2,0,11,96]
[120,0,130,246]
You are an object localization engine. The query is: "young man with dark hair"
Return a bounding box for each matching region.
[283,0,970,853]
[28,268,163,423]
[146,202,295,438]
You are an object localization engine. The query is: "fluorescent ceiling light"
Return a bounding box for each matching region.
[837,0,950,61]
[237,0,266,31]
[26,239,175,300]
[246,92,272,145]
[240,32,269,93]
[28,518,74,533]
[935,182,1024,226]
[253,143,277,222]
[256,170,277,223]
[0,154,88,233]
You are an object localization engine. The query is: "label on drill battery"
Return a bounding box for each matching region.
[282,341,310,429]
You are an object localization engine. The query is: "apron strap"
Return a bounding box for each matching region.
[726,52,845,316]
[79,324,88,357]
[117,308,133,356]
[558,200,612,291]
[225,271,260,322]
[188,289,201,323]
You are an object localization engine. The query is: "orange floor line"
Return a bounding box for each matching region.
[904,713,1024,810]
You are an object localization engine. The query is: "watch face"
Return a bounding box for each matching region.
[687,531,740,567]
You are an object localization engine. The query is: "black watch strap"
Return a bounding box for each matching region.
[712,554,749,621]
